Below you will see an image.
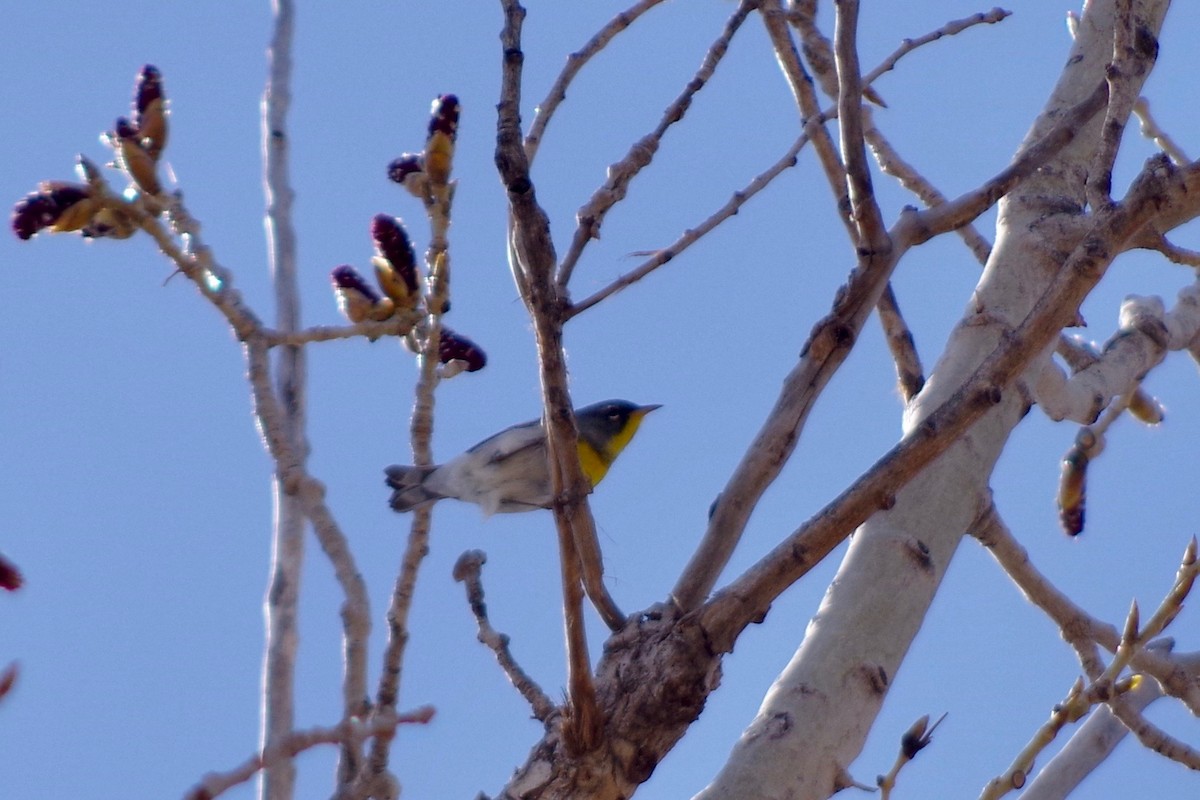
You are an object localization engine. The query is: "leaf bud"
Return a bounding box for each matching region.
[424,95,459,185]
[0,552,22,591]
[331,264,383,323]
[387,153,426,198]
[11,182,98,239]
[370,214,419,308]
[438,328,486,373]
[131,64,168,159]
[111,117,161,195]
[1057,447,1088,536]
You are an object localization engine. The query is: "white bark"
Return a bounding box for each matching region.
[696,2,1172,797]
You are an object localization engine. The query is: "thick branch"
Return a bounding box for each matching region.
[672,81,1112,612]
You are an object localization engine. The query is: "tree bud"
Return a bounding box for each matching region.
[332,264,384,323]
[11,182,98,239]
[438,328,486,373]
[131,64,168,159]
[387,153,426,198]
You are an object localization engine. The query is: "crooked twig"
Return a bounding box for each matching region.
[1132,96,1190,164]
[453,551,556,721]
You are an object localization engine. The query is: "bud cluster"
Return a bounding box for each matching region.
[386,94,460,200]
[11,64,169,242]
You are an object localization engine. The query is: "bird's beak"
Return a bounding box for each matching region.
[635,404,663,418]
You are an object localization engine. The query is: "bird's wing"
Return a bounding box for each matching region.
[465,418,545,465]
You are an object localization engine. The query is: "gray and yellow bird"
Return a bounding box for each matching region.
[385,399,660,516]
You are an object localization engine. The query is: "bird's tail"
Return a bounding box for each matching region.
[385,465,441,512]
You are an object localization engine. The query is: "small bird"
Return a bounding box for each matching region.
[385,399,660,516]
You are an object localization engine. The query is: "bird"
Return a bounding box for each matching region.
[385,399,660,516]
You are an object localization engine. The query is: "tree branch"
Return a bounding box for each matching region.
[556,0,756,291]
[523,0,670,165]
[672,81,1113,613]
[453,551,556,721]
[185,708,434,800]
[260,3,308,795]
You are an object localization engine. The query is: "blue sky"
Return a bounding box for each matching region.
[3,3,1199,798]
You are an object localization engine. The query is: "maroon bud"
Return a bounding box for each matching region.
[12,193,58,240]
[438,328,487,372]
[428,94,460,140]
[11,183,93,240]
[370,215,418,292]
[0,662,16,701]
[113,117,139,140]
[133,65,164,116]
[0,552,22,592]
[387,153,424,185]
[331,264,381,302]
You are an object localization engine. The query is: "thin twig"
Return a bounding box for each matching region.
[524,0,670,165]
[556,0,756,290]
[261,315,420,347]
[1132,96,1190,164]
[566,132,808,318]
[357,100,460,797]
[978,674,1142,800]
[833,0,887,250]
[1022,649,1165,799]
[970,505,1200,712]
[759,0,852,236]
[184,708,435,800]
[862,8,1012,88]
[453,551,556,721]
[876,284,925,400]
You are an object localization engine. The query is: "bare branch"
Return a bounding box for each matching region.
[453,551,557,721]
[970,506,1200,712]
[566,132,808,317]
[833,0,888,250]
[876,285,925,401]
[359,96,462,795]
[1022,651,1164,799]
[862,7,1013,88]
[260,5,310,791]
[1086,0,1154,208]
[1106,691,1200,769]
[556,0,756,290]
[184,709,435,800]
[524,0,670,165]
[496,0,614,753]
[1129,227,1200,266]
[673,83,1114,613]
[759,0,853,237]
[1132,96,1190,163]
[261,315,419,347]
[698,155,1200,645]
